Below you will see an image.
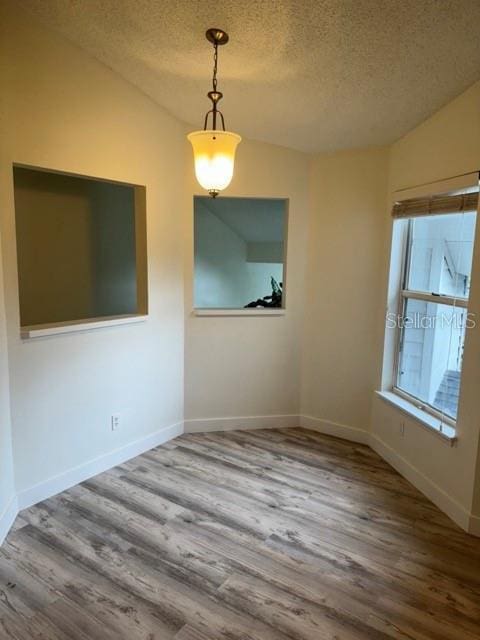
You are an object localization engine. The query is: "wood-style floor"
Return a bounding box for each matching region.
[1,428,480,640]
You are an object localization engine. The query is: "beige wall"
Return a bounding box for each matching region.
[371,81,480,525]
[184,139,309,422]
[389,82,480,192]
[301,148,389,431]
[0,3,184,495]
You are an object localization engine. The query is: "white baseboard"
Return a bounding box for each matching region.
[0,495,19,545]
[299,415,370,444]
[369,433,472,532]
[183,414,370,441]
[16,421,184,511]
[184,415,300,433]
[4,415,479,543]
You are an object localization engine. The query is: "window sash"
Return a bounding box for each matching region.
[400,289,468,308]
[391,385,456,428]
[401,219,471,304]
[394,292,466,425]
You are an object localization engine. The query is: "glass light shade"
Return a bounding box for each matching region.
[187,130,241,196]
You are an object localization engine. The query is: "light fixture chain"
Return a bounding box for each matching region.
[212,42,218,92]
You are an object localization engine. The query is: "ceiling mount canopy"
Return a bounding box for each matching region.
[205,28,229,46]
[187,28,241,198]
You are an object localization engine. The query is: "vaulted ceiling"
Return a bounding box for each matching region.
[20,0,480,153]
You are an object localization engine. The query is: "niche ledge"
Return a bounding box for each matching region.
[21,314,148,339]
[194,308,286,317]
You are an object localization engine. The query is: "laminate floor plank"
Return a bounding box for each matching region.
[5,526,179,639]
[148,445,472,581]
[46,493,232,589]
[0,550,60,620]
[168,440,429,526]
[169,515,480,631]
[182,433,479,561]
[222,431,422,497]
[180,433,437,519]
[174,625,212,640]
[1,427,479,640]
[218,572,394,640]
[166,519,414,639]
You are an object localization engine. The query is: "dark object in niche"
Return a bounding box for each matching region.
[245,277,283,308]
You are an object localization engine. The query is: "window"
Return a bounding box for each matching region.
[194,196,287,310]
[391,188,478,425]
[13,165,147,330]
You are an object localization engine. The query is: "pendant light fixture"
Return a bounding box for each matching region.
[187,28,241,198]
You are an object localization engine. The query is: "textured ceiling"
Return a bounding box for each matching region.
[19,0,480,153]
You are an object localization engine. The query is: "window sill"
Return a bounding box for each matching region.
[21,314,147,339]
[375,390,457,444]
[193,308,286,317]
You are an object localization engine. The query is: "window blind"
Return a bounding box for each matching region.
[392,191,478,219]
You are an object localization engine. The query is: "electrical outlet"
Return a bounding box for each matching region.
[111,413,121,431]
[399,421,405,437]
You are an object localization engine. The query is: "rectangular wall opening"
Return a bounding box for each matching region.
[194,196,288,311]
[13,165,148,331]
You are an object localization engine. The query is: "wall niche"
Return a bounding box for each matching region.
[13,165,148,332]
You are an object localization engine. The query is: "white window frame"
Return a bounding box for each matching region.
[381,173,479,436]
[392,218,468,427]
